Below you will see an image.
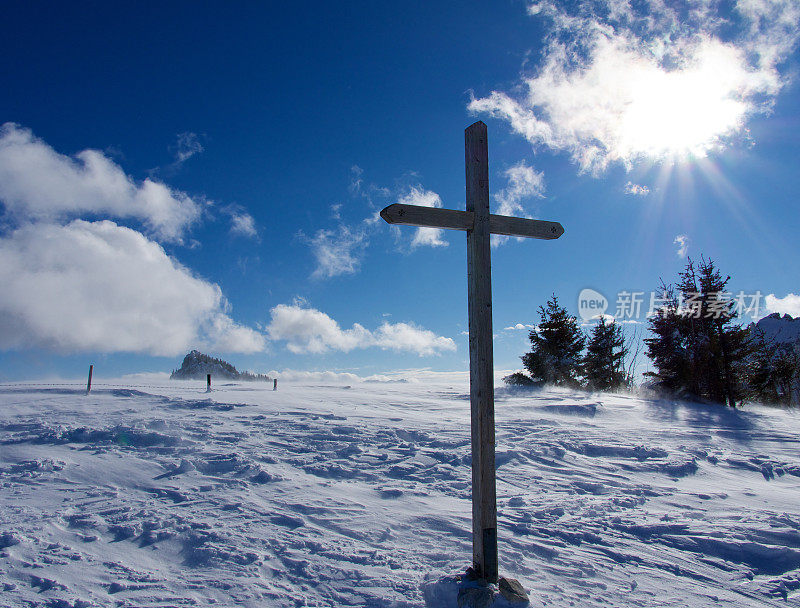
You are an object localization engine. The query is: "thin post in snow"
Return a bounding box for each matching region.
[207,374,211,393]
[86,364,93,395]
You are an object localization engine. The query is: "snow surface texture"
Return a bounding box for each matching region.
[2,377,800,607]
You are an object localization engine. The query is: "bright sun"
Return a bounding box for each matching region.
[617,40,753,161]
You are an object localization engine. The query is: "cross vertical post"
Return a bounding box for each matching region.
[465,121,498,583]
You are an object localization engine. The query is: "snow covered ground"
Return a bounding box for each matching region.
[2,376,800,607]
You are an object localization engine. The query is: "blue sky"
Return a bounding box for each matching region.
[1,1,799,381]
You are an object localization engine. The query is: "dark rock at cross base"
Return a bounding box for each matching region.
[464,565,486,586]
[457,586,495,608]
[499,577,529,603]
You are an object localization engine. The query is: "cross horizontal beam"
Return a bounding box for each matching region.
[380,203,564,240]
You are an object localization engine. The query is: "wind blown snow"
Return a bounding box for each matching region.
[1,379,800,607]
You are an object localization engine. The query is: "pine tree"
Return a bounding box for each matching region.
[502,372,536,387]
[746,329,800,406]
[583,316,630,391]
[745,328,777,402]
[645,258,754,407]
[770,347,800,405]
[694,257,752,407]
[644,281,691,395]
[521,295,585,388]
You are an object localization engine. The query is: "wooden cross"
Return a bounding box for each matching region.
[380,121,564,583]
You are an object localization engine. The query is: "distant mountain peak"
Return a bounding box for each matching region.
[764,312,796,321]
[753,313,800,346]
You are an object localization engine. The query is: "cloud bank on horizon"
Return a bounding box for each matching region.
[469,0,800,173]
[0,220,265,356]
[266,301,456,356]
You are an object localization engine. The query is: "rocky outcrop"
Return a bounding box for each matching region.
[170,350,270,381]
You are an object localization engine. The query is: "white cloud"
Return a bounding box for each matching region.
[120,371,172,382]
[765,293,800,317]
[267,303,372,354]
[266,302,456,356]
[267,369,364,383]
[373,321,456,356]
[674,234,689,258]
[348,164,391,207]
[495,162,545,217]
[348,165,364,195]
[492,162,545,247]
[0,220,265,355]
[263,369,416,383]
[624,181,650,196]
[305,170,448,277]
[397,187,448,249]
[203,311,265,354]
[504,323,536,331]
[301,169,380,279]
[580,313,617,327]
[228,210,257,238]
[469,1,800,173]
[302,225,368,279]
[216,204,257,239]
[172,132,204,164]
[0,123,202,242]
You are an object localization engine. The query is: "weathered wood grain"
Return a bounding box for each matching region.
[379,204,473,231]
[380,203,564,241]
[465,120,498,583]
[489,214,563,240]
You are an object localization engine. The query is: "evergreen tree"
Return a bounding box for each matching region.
[770,347,800,405]
[746,329,800,406]
[583,316,630,391]
[644,282,692,395]
[521,295,585,387]
[502,372,536,387]
[745,328,777,402]
[645,257,754,407]
[694,258,752,406]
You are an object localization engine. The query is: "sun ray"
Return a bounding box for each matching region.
[691,156,796,268]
